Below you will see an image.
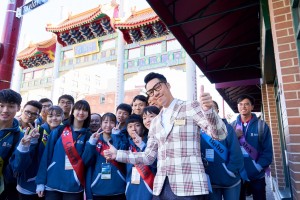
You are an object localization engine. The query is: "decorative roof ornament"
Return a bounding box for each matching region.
[17,35,57,69]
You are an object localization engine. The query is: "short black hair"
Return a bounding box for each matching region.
[212,101,219,110]
[142,106,160,116]
[237,94,255,105]
[91,113,101,118]
[144,72,167,86]
[101,112,117,124]
[126,114,143,127]
[0,89,22,106]
[39,98,53,104]
[58,94,74,105]
[132,95,147,105]
[47,106,64,117]
[69,100,91,128]
[116,103,132,115]
[24,100,43,113]
[126,114,146,138]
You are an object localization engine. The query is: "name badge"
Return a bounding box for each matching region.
[131,167,140,184]
[65,155,73,170]
[101,163,111,179]
[174,119,185,126]
[205,149,214,162]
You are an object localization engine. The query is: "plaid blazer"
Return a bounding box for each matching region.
[117,99,227,196]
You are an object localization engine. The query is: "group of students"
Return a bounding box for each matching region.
[0,71,273,200]
[0,89,161,200]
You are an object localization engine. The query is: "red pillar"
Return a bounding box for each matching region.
[0,0,25,89]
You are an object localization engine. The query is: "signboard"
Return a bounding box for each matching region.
[16,0,48,18]
[73,39,100,58]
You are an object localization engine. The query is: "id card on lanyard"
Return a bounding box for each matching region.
[65,155,73,170]
[101,162,111,179]
[131,167,140,184]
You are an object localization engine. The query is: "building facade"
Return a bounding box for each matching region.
[16,5,189,113]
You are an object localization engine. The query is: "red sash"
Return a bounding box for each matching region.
[61,126,85,186]
[131,146,155,190]
[96,140,126,175]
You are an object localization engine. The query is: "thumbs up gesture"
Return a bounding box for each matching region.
[103,141,117,160]
[199,85,213,111]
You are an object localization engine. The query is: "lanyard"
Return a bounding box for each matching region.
[0,132,11,142]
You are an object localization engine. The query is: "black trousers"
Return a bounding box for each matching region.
[45,190,84,200]
[93,193,126,200]
[0,183,18,200]
[19,192,44,200]
[239,178,266,200]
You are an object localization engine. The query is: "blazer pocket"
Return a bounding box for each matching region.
[47,162,56,171]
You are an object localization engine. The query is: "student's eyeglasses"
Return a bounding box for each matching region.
[24,110,39,118]
[59,101,72,105]
[146,81,166,97]
[238,102,251,107]
[42,104,52,109]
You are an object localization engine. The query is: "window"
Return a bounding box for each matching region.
[63,50,74,60]
[85,75,90,81]
[101,51,106,58]
[72,81,78,87]
[92,54,98,61]
[74,71,79,77]
[167,39,181,51]
[84,85,90,92]
[110,49,115,56]
[100,95,105,104]
[44,68,53,77]
[61,76,65,83]
[95,79,101,86]
[128,48,140,59]
[76,57,81,64]
[23,72,32,81]
[145,43,161,56]
[102,39,116,50]
[84,56,89,62]
[33,70,43,79]
[59,88,64,95]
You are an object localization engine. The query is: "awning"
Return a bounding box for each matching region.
[146,0,262,112]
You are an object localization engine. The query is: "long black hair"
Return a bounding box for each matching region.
[69,100,91,128]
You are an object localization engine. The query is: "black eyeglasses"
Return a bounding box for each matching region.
[24,110,39,118]
[146,81,166,97]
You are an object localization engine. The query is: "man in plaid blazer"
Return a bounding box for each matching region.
[104,72,227,199]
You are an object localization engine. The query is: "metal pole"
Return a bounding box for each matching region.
[115,0,125,108]
[0,0,26,89]
[186,53,197,101]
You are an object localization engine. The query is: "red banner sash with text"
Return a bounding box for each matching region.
[61,126,85,186]
[131,146,155,190]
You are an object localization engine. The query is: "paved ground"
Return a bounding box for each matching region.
[246,177,276,200]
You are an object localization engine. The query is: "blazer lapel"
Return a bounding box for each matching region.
[155,113,166,142]
[165,99,184,139]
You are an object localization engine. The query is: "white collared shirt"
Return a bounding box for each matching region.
[161,98,177,135]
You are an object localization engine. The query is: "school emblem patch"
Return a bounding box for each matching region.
[96,142,102,149]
